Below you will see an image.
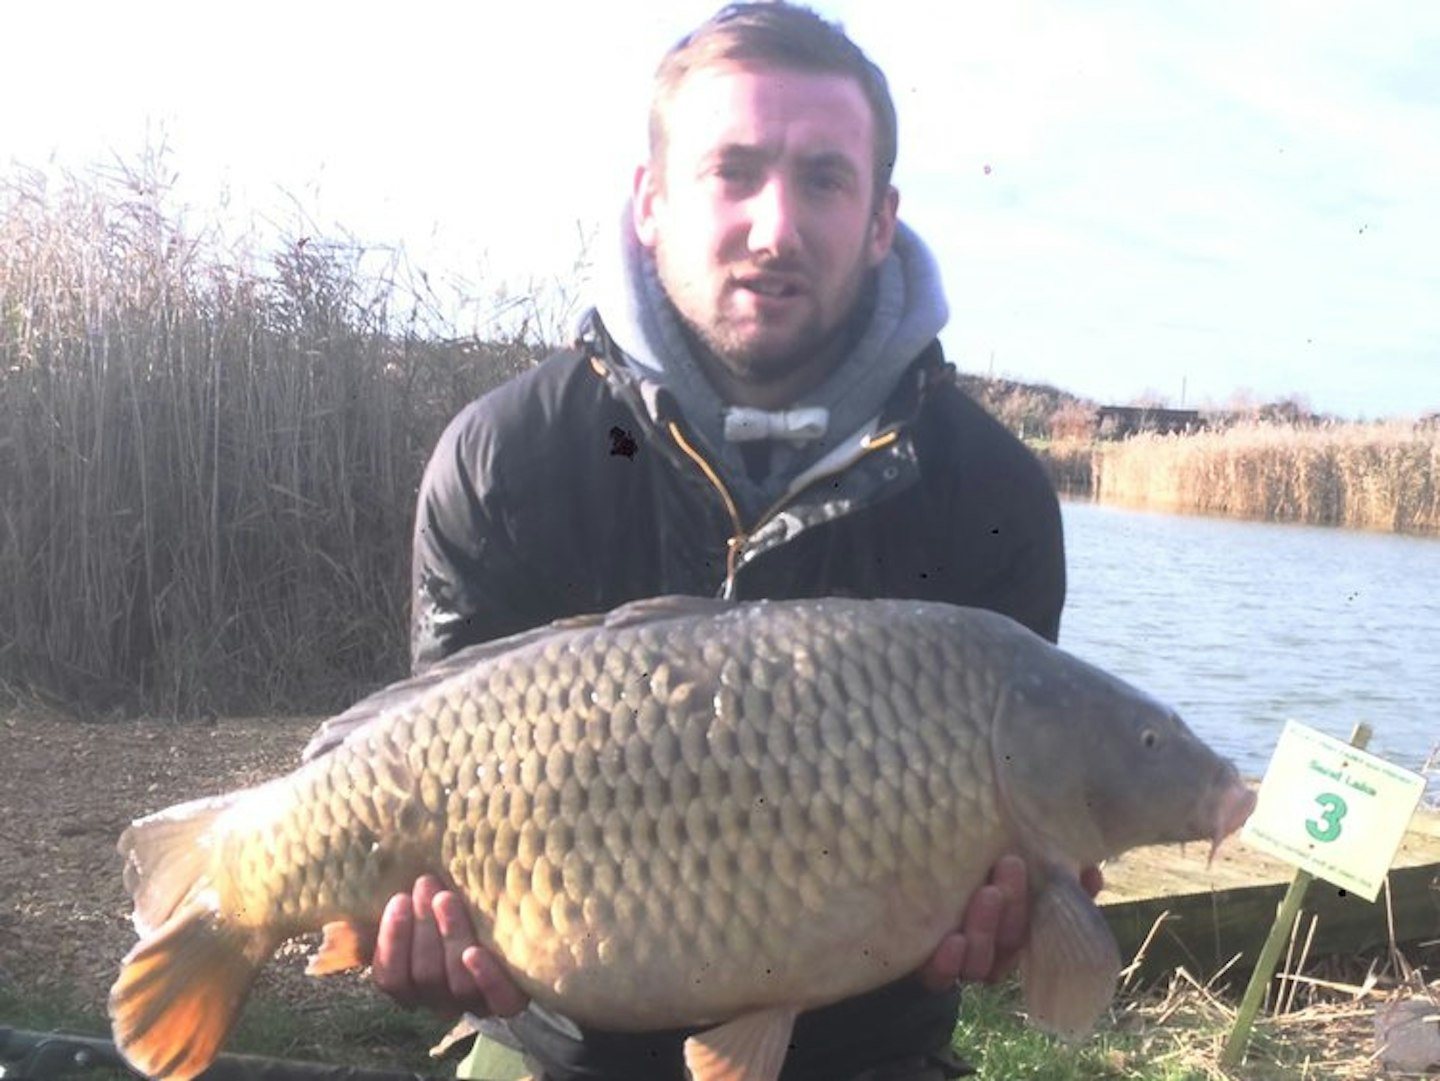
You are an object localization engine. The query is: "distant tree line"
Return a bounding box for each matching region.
[955,374,1350,444]
[954,377,1438,535]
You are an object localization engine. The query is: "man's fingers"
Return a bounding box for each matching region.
[370,875,532,1022]
[372,891,417,1003]
[954,883,1002,984]
[405,876,448,1005]
[463,946,530,1017]
[989,855,1029,957]
[435,891,530,1017]
[914,931,969,994]
[434,890,485,1012]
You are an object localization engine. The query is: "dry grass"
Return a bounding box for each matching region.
[1038,437,1096,496]
[952,944,1437,1080]
[1091,423,1440,535]
[1112,951,1440,1079]
[0,158,542,716]
[1102,886,1440,1080]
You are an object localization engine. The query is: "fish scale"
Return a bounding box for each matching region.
[109,595,1255,1081]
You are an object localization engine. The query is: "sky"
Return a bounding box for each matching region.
[4,1,1438,419]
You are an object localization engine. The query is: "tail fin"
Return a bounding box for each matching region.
[111,791,277,1080]
[110,903,277,1080]
[119,794,235,935]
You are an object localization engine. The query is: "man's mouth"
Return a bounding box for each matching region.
[733,273,805,300]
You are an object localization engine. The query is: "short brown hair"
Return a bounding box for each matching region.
[649,2,899,202]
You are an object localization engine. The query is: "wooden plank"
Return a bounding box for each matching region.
[1099,805,1440,979]
[1102,862,1440,980]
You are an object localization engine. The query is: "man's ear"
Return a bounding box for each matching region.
[633,162,662,248]
[868,185,900,266]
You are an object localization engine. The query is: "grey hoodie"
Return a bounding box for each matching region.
[591,203,950,520]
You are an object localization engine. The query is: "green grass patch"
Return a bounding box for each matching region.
[953,983,1140,1080]
[0,981,451,1079]
[950,979,1366,1080]
[0,980,111,1038]
[226,993,444,1072]
[1,978,1386,1081]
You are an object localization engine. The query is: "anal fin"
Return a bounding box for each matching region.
[307,919,375,975]
[683,1006,798,1081]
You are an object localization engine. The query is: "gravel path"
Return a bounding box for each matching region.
[0,712,348,1016]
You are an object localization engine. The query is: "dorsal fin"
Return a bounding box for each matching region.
[602,594,736,629]
[301,596,735,762]
[301,615,601,761]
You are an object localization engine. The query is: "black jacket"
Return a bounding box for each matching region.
[412,318,1064,669]
[408,314,1065,1079]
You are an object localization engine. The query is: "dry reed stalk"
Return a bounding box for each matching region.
[0,158,543,715]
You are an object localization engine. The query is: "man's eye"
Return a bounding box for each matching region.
[806,172,847,194]
[715,164,758,186]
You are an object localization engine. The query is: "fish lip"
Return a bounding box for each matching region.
[1207,782,1257,863]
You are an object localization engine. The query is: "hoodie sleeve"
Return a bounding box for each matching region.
[917,377,1067,644]
[409,393,545,674]
[998,474,1066,643]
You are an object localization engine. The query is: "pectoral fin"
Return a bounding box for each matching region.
[1019,869,1122,1040]
[682,1006,798,1081]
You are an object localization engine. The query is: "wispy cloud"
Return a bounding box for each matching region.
[833,0,1440,415]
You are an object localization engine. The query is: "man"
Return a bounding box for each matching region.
[371,4,1080,1077]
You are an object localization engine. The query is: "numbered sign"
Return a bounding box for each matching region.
[1242,720,1426,902]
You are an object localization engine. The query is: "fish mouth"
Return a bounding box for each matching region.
[1207,781,1257,863]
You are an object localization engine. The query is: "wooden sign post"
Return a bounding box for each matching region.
[1220,722,1427,1067]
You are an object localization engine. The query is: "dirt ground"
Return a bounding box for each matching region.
[0,711,363,1019]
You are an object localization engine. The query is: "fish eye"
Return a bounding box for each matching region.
[1141,728,1160,749]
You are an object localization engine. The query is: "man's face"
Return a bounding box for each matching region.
[634,64,899,392]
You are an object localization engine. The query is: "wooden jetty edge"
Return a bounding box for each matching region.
[1099,804,1440,980]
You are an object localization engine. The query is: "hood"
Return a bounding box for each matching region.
[587,200,950,520]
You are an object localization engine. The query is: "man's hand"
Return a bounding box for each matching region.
[915,857,1105,992]
[371,875,529,1019]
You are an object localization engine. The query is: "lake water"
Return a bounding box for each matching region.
[1059,499,1438,800]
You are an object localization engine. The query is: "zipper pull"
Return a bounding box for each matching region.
[722,536,746,600]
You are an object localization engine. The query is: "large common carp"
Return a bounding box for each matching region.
[110,596,1254,1081]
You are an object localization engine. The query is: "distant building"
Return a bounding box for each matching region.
[1095,405,1202,439]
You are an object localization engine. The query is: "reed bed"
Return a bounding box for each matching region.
[1092,423,1440,535]
[0,162,541,715]
[1035,437,1094,496]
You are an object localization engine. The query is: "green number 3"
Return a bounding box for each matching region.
[1306,792,1348,843]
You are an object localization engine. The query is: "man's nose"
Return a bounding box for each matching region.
[746,178,800,257]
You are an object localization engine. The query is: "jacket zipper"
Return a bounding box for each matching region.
[667,420,904,599]
[589,349,909,596]
[666,422,749,595]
